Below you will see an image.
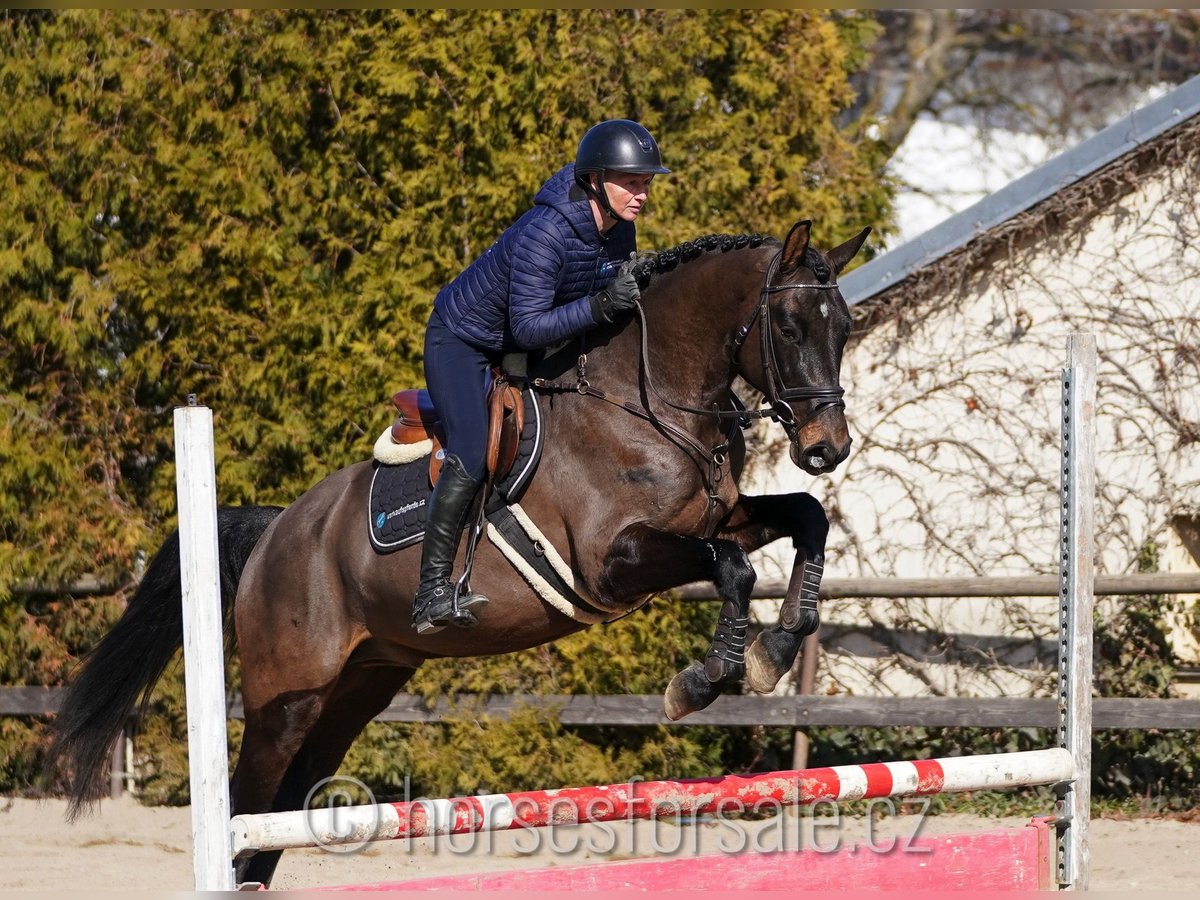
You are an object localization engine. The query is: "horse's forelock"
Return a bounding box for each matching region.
[632,233,774,289]
[801,246,831,283]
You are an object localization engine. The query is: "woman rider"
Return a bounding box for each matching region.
[414,119,669,634]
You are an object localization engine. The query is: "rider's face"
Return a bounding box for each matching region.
[600,171,654,222]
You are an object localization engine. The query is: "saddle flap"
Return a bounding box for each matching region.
[487,376,526,479]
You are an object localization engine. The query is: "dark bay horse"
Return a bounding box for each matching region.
[47,220,869,886]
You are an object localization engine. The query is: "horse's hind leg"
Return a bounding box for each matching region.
[228,590,360,883]
[235,663,418,888]
[229,681,334,886]
[717,493,830,694]
[598,524,756,721]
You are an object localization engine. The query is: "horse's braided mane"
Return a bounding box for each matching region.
[630,233,774,288]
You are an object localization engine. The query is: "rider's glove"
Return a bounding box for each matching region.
[588,261,641,324]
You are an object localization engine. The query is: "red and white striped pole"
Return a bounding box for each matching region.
[230,747,1074,855]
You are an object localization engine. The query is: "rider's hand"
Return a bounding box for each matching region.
[588,262,641,324]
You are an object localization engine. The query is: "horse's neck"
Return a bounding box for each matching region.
[601,251,760,413]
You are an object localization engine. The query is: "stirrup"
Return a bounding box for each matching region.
[454,571,490,612]
[456,590,489,611]
[413,581,480,635]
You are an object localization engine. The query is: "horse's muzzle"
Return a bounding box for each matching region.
[791,436,852,475]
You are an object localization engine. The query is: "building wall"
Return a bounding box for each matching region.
[748,145,1200,698]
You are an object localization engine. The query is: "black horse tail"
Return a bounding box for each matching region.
[45,505,284,818]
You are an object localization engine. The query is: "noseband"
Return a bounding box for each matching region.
[730,251,846,438]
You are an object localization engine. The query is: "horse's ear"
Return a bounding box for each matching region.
[827,227,872,275]
[778,220,812,274]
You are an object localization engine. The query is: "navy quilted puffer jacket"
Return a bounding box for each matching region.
[433,164,635,352]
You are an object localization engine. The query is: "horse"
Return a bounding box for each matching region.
[46,220,869,887]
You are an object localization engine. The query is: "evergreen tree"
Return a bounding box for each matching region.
[1,9,888,798]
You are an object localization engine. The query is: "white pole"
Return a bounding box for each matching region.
[230,747,1077,855]
[174,403,236,891]
[1058,334,1095,890]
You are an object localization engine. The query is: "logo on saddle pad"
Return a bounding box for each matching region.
[375,500,425,531]
[368,390,543,553]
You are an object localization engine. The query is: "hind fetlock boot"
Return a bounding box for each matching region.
[412,454,490,635]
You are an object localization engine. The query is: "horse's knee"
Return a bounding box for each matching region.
[793,494,829,541]
[707,539,755,601]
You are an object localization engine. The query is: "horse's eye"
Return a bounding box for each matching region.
[779,325,800,343]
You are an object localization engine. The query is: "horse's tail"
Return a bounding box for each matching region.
[45,505,284,818]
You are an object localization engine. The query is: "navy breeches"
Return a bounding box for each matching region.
[423,310,493,481]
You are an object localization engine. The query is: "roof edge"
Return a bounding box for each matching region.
[842,75,1200,306]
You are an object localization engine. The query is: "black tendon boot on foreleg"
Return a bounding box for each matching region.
[744,554,823,693]
[412,454,489,635]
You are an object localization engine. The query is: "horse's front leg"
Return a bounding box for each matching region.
[598,524,755,721]
[713,493,829,694]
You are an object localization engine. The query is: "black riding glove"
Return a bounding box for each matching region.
[588,262,641,324]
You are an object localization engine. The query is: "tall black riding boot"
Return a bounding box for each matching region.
[412,454,490,635]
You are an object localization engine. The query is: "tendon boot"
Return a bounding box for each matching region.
[412,454,490,635]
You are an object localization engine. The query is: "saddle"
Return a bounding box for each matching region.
[389,370,525,487]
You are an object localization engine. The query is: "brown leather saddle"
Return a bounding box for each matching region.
[389,370,525,486]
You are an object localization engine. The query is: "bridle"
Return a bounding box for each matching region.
[729,250,846,440]
[634,249,847,441]
[530,246,847,532]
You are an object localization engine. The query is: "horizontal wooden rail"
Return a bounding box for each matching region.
[6,686,1200,730]
[9,574,131,597]
[13,573,1200,599]
[0,686,65,715]
[348,693,1200,730]
[676,573,1200,600]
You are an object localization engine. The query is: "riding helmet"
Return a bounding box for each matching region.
[574,120,670,177]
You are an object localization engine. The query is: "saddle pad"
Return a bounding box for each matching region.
[368,457,433,551]
[368,389,544,553]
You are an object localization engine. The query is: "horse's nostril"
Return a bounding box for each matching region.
[804,443,833,469]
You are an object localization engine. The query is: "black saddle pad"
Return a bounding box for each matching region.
[368,455,434,551]
[368,389,543,553]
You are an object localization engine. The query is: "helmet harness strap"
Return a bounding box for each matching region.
[583,171,620,222]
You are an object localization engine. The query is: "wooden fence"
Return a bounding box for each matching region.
[8,572,1200,797]
[5,685,1200,730]
[9,572,1200,728]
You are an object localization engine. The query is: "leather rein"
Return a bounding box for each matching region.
[530,249,845,529]
[621,250,847,449]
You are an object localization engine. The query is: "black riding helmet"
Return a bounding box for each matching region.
[574,120,669,220]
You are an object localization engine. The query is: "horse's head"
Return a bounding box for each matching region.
[738,221,870,475]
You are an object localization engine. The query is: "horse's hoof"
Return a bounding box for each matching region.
[663,663,723,721]
[744,628,800,693]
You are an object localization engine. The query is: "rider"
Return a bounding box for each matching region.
[413,119,670,635]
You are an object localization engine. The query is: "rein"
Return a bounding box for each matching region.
[620,250,845,440]
[530,248,844,532]
[532,350,737,472]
